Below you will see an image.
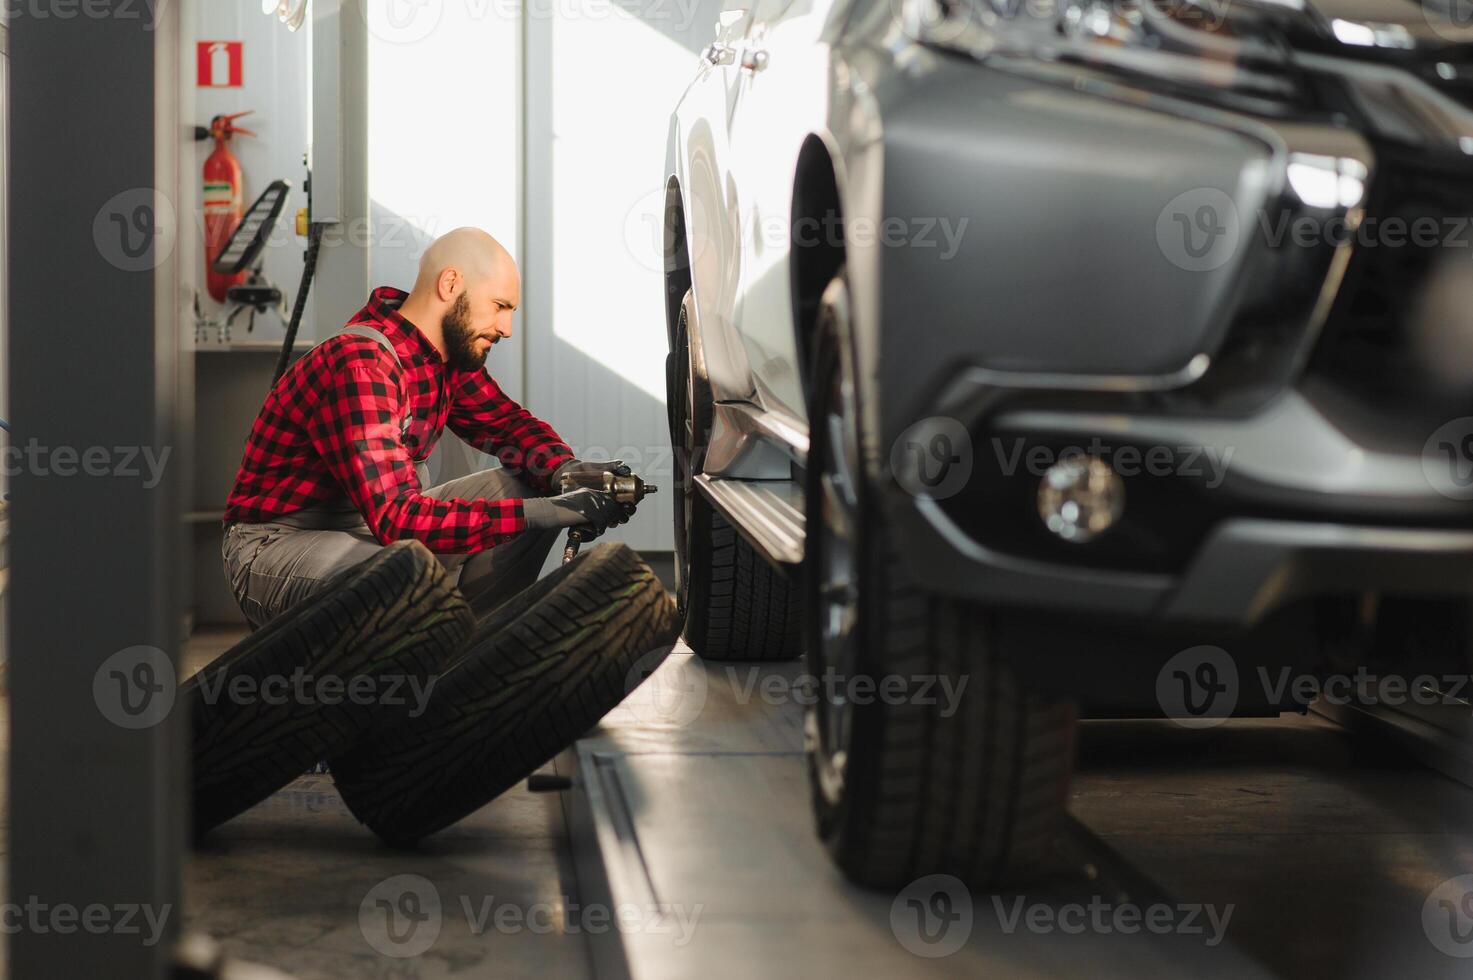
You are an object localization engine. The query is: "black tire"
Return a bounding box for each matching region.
[187,541,475,836]
[804,270,1077,888]
[667,290,802,661]
[328,542,678,844]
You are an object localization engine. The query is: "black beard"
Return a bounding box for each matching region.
[441,293,488,371]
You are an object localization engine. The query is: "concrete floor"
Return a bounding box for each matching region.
[1073,715,1473,979]
[181,627,596,980]
[1,628,1470,977]
[562,654,1473,980]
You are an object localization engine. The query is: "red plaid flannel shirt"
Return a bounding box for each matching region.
[224,287,574,554]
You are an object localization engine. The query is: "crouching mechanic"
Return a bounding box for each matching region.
[222,227,637,628]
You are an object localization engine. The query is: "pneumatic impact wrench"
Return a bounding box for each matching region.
[559,469,658,564]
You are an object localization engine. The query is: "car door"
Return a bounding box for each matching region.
[727,0,837,430]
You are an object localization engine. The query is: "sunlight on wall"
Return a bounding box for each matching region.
[551,7,695,403]
[366,4,521,292]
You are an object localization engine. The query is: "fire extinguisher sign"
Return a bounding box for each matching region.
[197,42,244,88]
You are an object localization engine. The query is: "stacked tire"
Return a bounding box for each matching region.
[330,542,679,844]
[187,541,475,836]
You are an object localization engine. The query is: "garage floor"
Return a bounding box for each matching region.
[559,654,1473,980]
[179,627,596,980]
[5,630,1466,978]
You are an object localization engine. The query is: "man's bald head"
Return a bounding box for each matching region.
[401,227,521,371]
[412,227,514,295]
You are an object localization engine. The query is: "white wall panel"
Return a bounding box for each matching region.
[365,2,523,399]
[527,0,725,551]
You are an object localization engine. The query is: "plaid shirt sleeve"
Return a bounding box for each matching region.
[444,369,574,494]
[304,347,529,554]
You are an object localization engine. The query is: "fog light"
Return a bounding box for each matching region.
[1038,457,1124,543]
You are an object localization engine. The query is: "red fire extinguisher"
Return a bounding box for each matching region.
[201,110,254,303]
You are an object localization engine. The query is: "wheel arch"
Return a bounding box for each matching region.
[790,134,848,402]
[663,175,692,353]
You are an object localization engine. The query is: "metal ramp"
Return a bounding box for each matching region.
[548,652,1466,979]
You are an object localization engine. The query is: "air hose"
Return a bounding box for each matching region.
[272,221,326,385]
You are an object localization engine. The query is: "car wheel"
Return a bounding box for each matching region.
[667,290,802,661]
[803,268,1077,888]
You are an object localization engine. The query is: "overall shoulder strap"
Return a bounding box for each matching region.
[335,327,422,479]
[338,324,403,370]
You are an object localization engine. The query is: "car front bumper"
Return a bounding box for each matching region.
[887,383,1473,628]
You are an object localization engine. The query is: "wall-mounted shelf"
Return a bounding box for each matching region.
[192,341,292,352]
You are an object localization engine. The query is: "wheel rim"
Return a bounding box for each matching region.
[812,340,861,808]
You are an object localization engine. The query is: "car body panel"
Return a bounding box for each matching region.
[666,0,1473,627]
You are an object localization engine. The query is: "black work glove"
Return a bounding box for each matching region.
[523,488,630,537]
[552,458,633,487]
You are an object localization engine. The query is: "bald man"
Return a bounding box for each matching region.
[222,228,634,627]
